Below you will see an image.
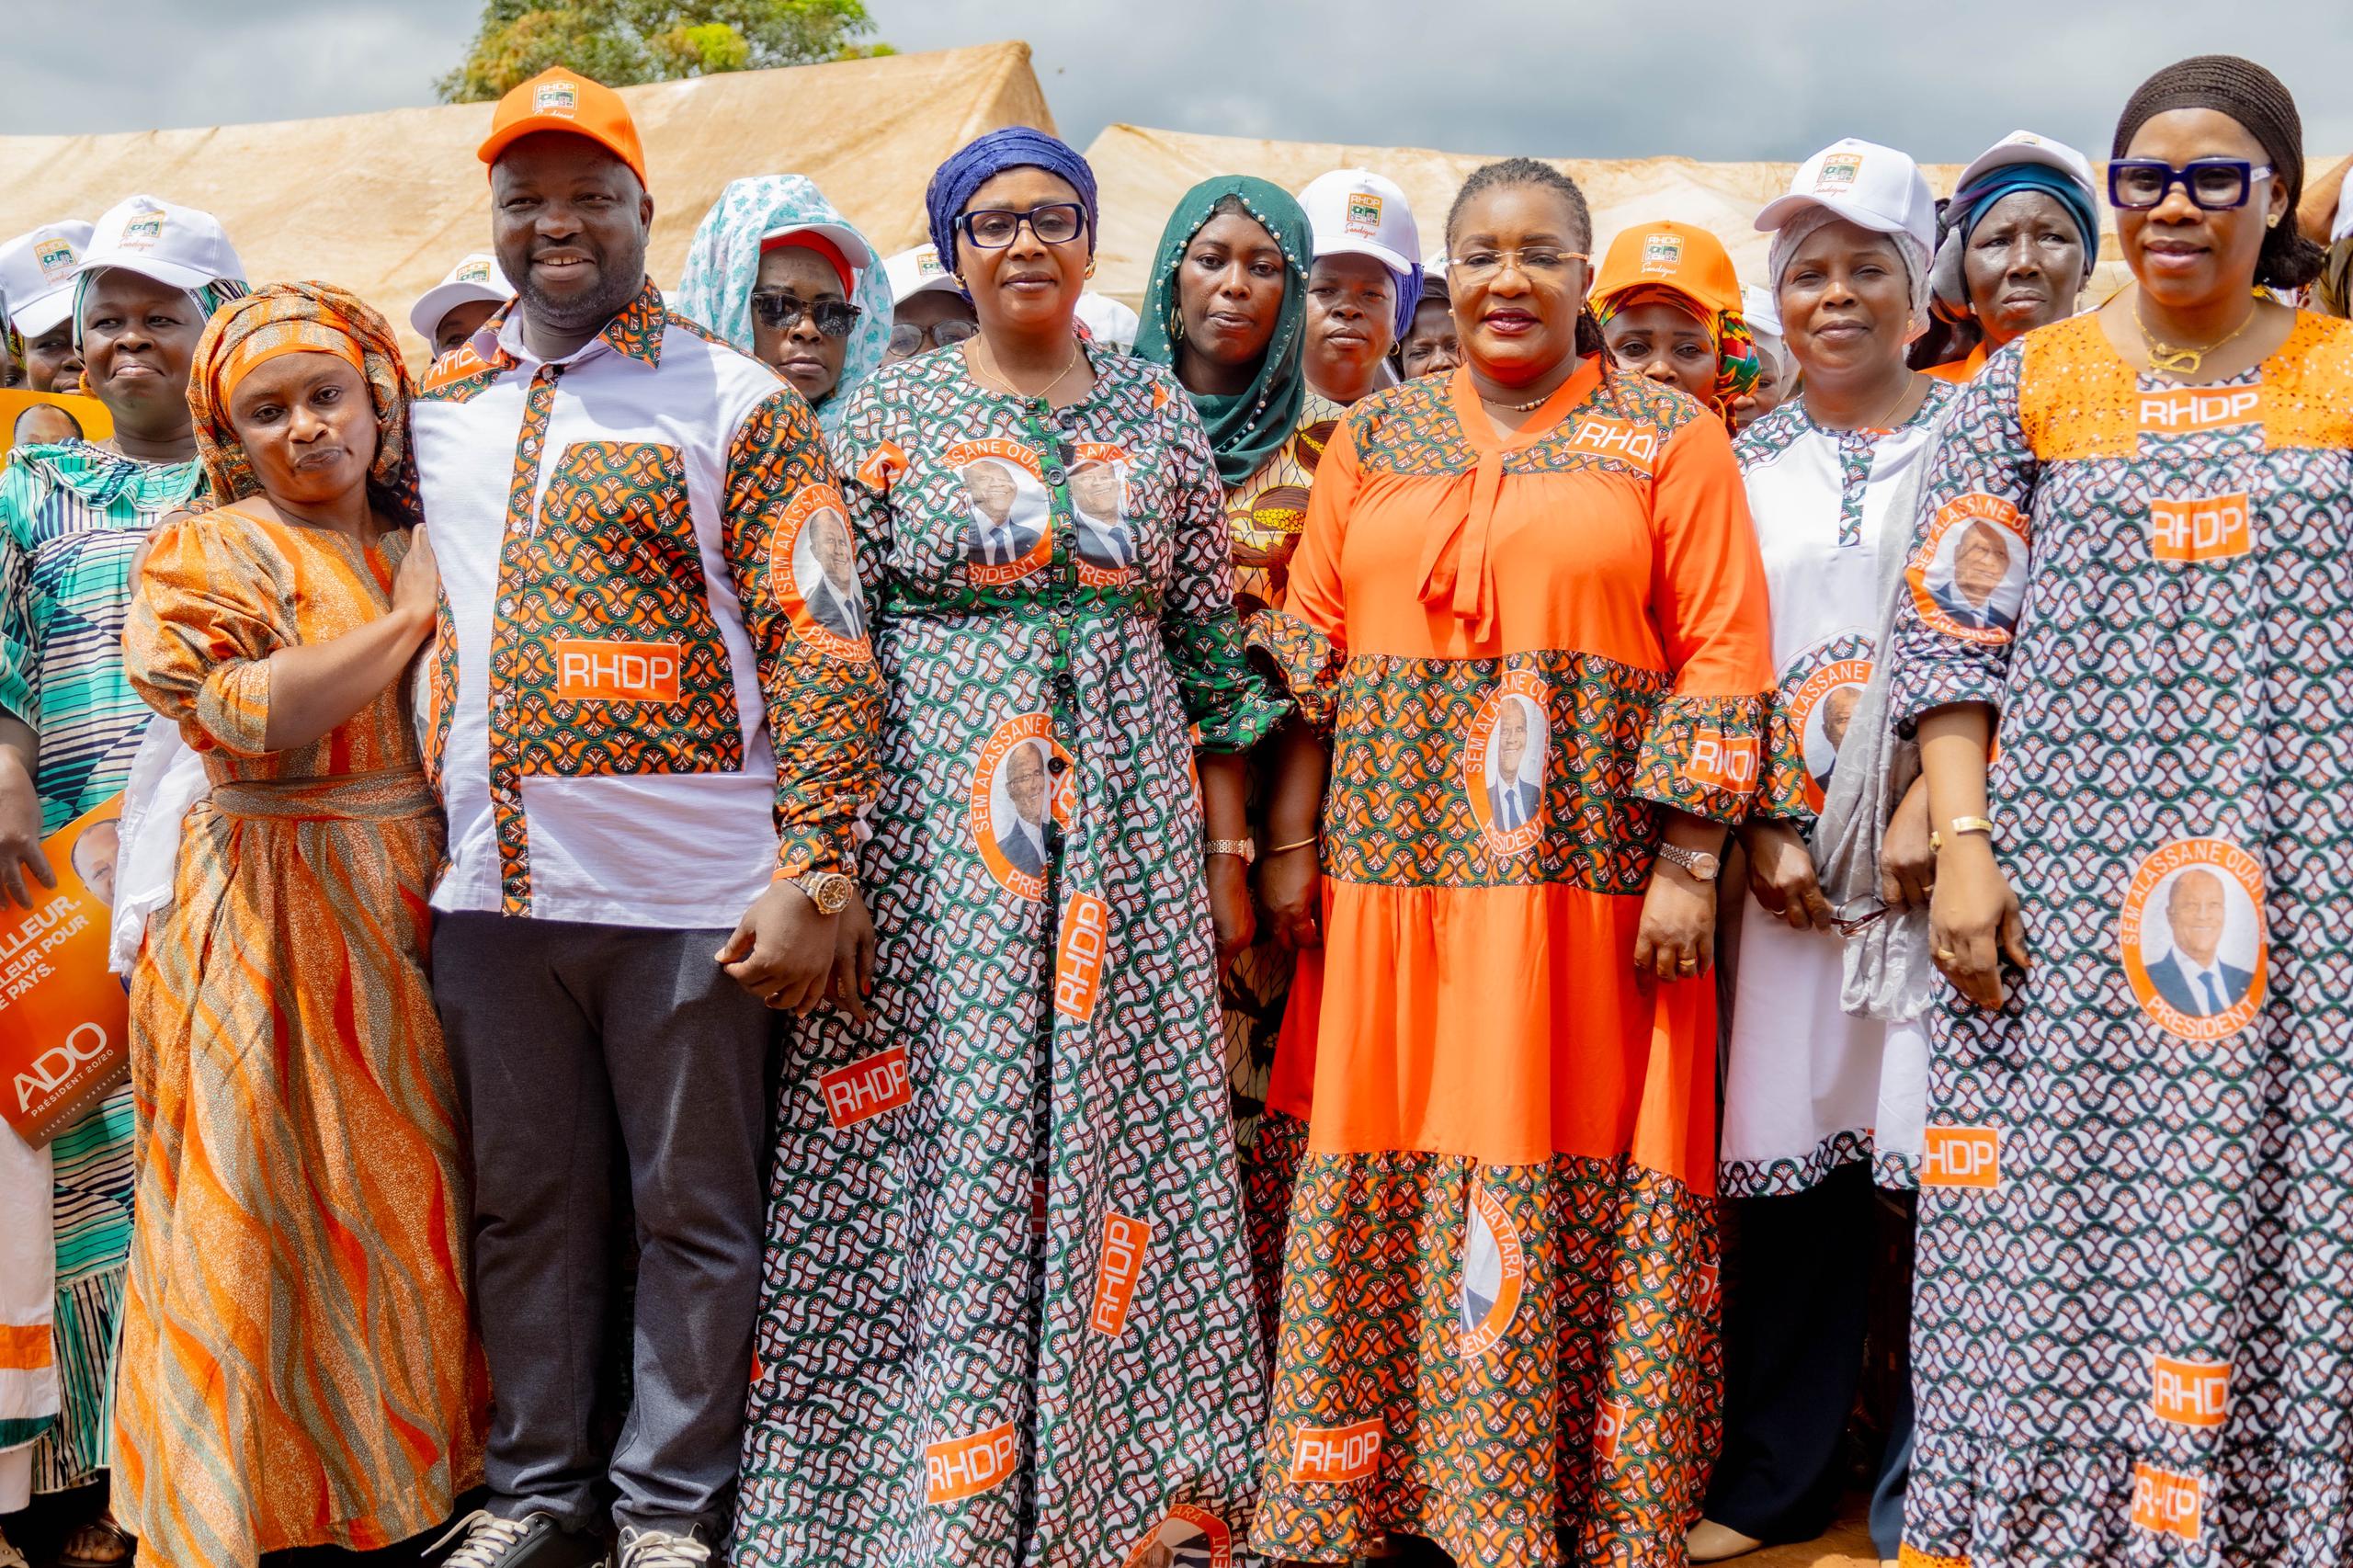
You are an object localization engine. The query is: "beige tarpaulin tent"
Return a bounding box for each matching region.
[0,42,1054,358]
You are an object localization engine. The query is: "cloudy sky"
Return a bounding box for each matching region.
[9,0,2349,164]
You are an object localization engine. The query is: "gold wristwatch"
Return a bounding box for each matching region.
[790,871,856,915]
[1205,837,1256,865]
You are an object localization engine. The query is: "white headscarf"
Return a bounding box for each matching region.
[1768,203,1933,342]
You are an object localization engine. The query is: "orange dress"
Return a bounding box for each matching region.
[113,511,486,1566]
[1249,361,1771,1567]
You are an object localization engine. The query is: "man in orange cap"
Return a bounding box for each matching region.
[415,66,882,1568]
[1589,220,1763,430]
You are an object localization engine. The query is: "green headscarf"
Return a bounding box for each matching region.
[1133,176,1310,488]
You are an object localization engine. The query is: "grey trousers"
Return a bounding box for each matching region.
[435,912,773,1541]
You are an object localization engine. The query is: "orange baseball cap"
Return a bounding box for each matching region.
[477,67,647,188]
[1592,221,1741,319]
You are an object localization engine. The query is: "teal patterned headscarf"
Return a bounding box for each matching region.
[673,175,892,432]
[1133,176,1311,488]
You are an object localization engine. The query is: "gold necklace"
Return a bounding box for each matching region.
[972,337,1085,402]
[2134,296,2258,377]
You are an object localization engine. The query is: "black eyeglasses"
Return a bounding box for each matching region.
[2108,158,2273,211]
[886,319,980,358]
[958,202,1087,250]
[750,291,862,338]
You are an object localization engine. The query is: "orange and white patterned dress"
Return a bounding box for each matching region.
[1249,360,1771,1567]
[113,510,485,1566]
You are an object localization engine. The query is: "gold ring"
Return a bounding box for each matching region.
[1934,948,1956,962]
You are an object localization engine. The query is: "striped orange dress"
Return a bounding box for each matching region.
[113,510,485,1566]
[1249,361,1771,1566]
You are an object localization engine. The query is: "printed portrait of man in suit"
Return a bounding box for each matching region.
[1483,696,1546,834]
[961,457,1043,567]
[2144,867,2254,1017]
[995,739,1051,879]
[794,505,867,642]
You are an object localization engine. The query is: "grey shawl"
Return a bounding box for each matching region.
[1812,407,1960,1023]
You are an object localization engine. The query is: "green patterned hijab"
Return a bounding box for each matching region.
[1133,176,1310,488]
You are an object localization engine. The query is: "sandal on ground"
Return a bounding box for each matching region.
[56,1508,136,1568]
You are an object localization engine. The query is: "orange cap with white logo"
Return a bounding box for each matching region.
[1591,220,1742,319]
[477,67,647,188]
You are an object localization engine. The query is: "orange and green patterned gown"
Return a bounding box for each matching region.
[113,511,486,1567]
[1250,360,1770,1566]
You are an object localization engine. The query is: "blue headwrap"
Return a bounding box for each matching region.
[924,127,1098,287]
[1950,163,2100,275]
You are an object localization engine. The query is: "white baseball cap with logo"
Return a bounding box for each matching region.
[0,220,96,337]
[409,253,517,341]
[1951,129,2098,208]
[1754,138,1938,252]
[73,194,245,295]
[883,244,961,305]
[1297,168,1422,276]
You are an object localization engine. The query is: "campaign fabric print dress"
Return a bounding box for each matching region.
[1722,382,1955,1197]
[1218,387,1345,1359]
[1885,312,2353,1565]
[736,346,1285,1567]
[0,440,204,1492]
[1247,361,1772,1568]
[113,512,485,1566]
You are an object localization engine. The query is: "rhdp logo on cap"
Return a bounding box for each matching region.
[458,260,493,283]
[1640,233,1685,275]
[34,237,76,279]
[1345,191,1383,237]
[916,248,947,278]
[120,210,165,251]
[534,79,579,118]
[1815,152,1864,193]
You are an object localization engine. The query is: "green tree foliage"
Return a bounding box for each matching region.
[438,0,891,103]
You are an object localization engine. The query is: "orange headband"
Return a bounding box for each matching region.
[216,318,367,401]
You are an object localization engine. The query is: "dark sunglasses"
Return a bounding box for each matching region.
[750,291,862,338]
[886,319,980,358]
[958,202,1087,250]
[2108,158,2273,212]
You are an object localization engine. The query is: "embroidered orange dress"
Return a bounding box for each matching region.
[113,511,485,1566]
[1249,360,1770,1567]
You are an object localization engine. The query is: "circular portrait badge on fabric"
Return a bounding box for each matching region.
[949,437,1053,586]
[1122,1505,1233,1568]
[1068,441,1140,588]
[1457,1178,1527,1359]
[1779,642,1873,814]
[969,713,1074,903]
[2119,838,2268,1041]
[767,483,872,662]
[1464,670,1552,858]
[1907,492,2029,646]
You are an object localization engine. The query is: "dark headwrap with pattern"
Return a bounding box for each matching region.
[1133,177,1313,487]
[188,281,420,525]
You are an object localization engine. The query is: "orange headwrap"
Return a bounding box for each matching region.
[188,281,420,522]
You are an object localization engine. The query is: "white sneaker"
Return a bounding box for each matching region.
[617,1527,710,1568]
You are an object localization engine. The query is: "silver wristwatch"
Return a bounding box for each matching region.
[1654,842,1722,881]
